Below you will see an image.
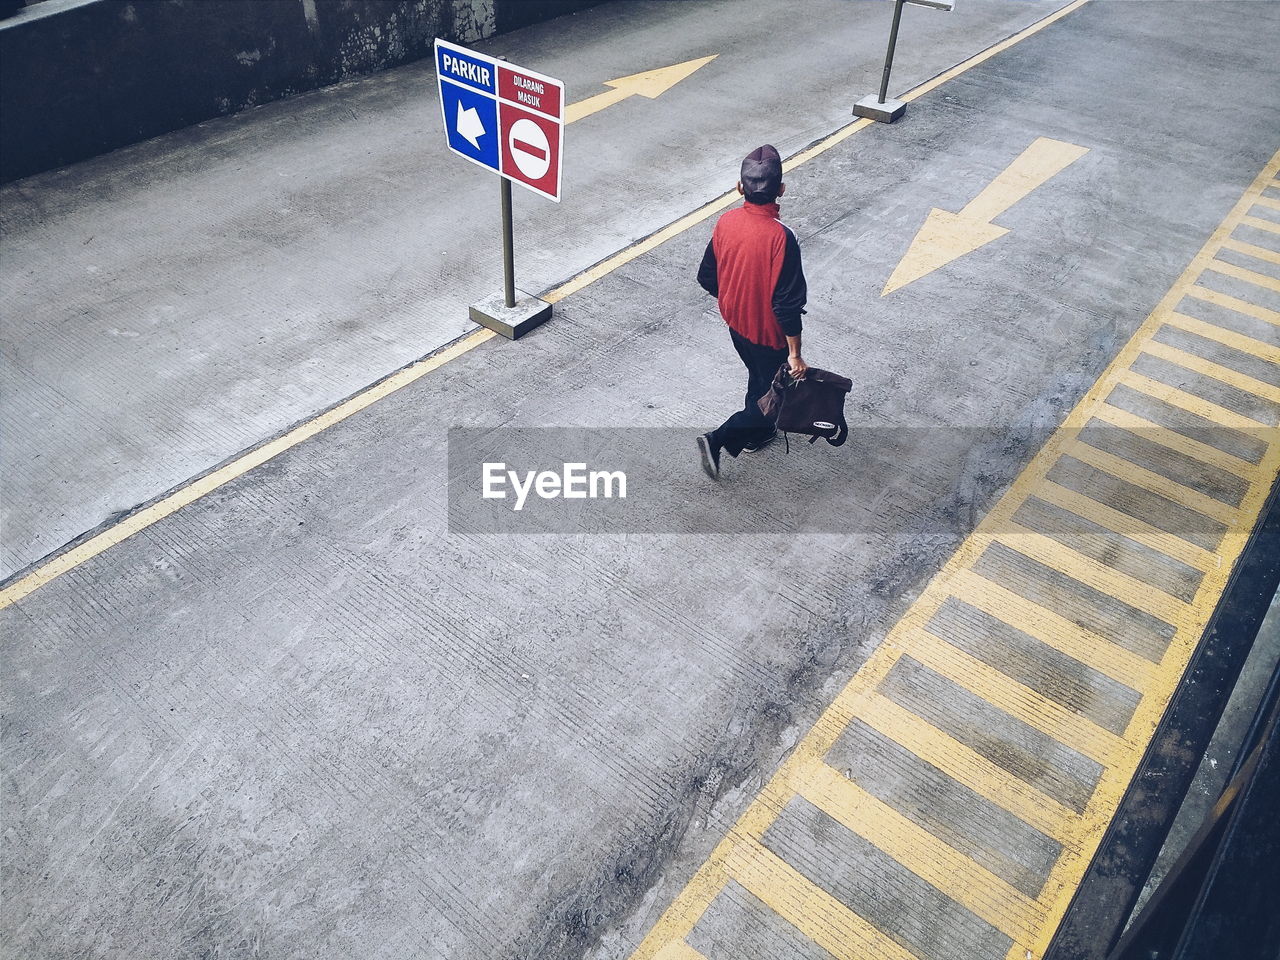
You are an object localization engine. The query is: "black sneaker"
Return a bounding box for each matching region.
[741,429,778,454]
[697,434,721,479]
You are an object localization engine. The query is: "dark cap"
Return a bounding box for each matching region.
[740,144,783,199]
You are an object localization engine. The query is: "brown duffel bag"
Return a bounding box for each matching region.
[757,363,852,447]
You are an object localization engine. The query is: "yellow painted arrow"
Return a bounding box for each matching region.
[566,55,717,124]
[883,137,1089,296]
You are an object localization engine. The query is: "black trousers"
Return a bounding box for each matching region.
[710,329,788,457]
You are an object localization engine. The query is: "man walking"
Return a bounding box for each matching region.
[696,144,808,479]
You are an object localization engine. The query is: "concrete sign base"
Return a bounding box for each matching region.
[853,94,906,123]
[469,290,553,339]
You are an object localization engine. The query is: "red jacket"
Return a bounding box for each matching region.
[697,201,807,349]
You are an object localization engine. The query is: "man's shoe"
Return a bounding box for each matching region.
[697,434,721,479]
[741,429,778,454]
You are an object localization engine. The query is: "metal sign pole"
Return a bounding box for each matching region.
[853,0,955,124]
[438,39,558,338]
[878,0,907,105]
[471,167,551,337]
[501,176,516,309]
[496,53,517,310]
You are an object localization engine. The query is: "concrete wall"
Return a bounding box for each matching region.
[0,0,600,182]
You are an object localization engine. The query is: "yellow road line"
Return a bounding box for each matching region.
[904,627,1124,766]
[1221,236,1280,267]
[1117,368,1272,431]
[993,526,1187,625]
[899,0,1090,106]
[792,760,1044,942]
[724,839,923,960]
[1066,440,1241,524]
[1162,311,1280,363]
[1141,339,1280,406]
[1241,213,1280,235]
[1253,194,1280,212]
[1204,258,1280,294]
[3,2,1097,611]
[859,693,1081,843]
[1185,284,1280,328]
[542,192,741,305]
[1031,479,1218,573]
[629,857,728,956]
[0,329,495,610]
[654,943,708,960]
[950,568,1157,689]
[1090,402,1259,479]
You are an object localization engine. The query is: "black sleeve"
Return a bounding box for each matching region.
[697,239,719,297]
[772,227,807,337]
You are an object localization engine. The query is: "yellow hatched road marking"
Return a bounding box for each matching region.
[724,839,923,960]
[630,858,729,954]
[993,526,1187,625]
[1184,284,1280,328]
[654,943,708,960]
[1066,440,1240,524]
[859,692,1080,844]
[903,626,1125,766]
[628,91,1280,960]
[1118,368,1272,431]
[1141,340,1280,406]
[950,568,1158,689]
[1205,258,1280,295]
[1031,479,1218,573]
[791,760,1045,942]
[1253,194,1280,212]
[1241,213,1280,236]
[1090,401,1259,479]
[1221,236,1280,267]
[1162,311,1280,363]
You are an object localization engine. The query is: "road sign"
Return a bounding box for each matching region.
[435,39,564,203]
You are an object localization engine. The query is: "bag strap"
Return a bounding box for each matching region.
[826,416,848,447]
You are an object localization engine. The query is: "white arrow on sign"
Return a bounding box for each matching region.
[457,102,485,149]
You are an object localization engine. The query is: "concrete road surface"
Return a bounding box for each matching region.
[2,0,1075,579]
[3,2,1279,960]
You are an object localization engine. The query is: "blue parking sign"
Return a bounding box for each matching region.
[436,42,496,95]
[438,79,499,173]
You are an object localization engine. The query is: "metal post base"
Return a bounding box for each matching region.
[469,289,553,340]
[853,94,906,123]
